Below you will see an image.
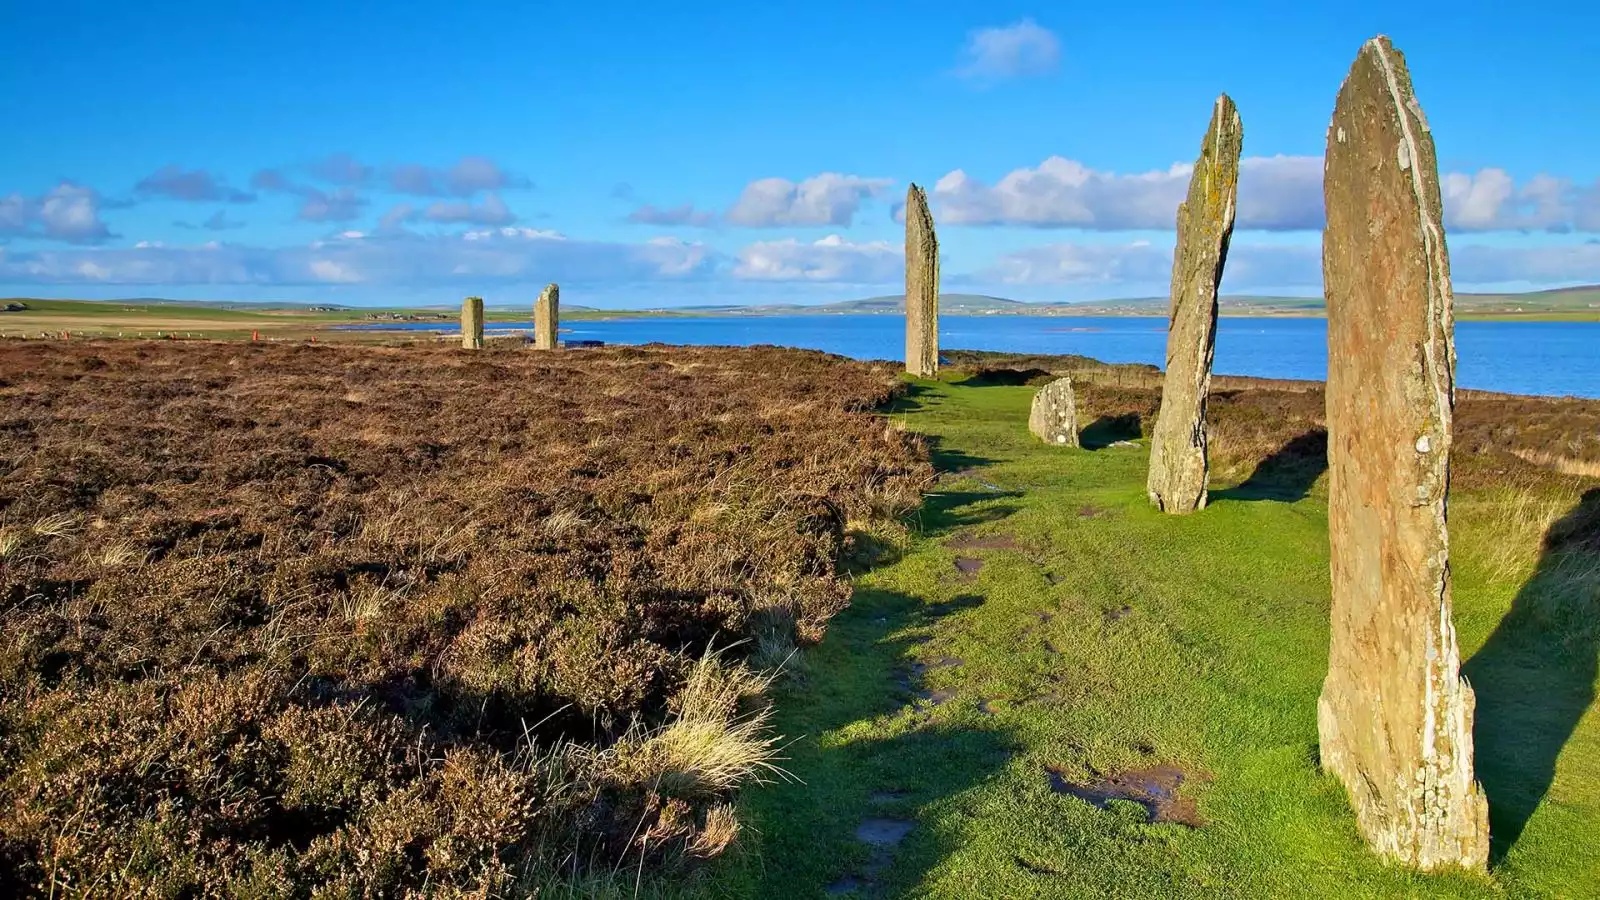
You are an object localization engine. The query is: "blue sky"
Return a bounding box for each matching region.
[2,1,1598,307]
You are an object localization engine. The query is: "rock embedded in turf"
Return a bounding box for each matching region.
[1146,94,1241,514]
[1317,36,1489,871]
[461,295,484,350]
[534,283,559,350]
[904,183,939,378]
[1028,376,1081,447]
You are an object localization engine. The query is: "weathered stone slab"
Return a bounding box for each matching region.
[534,283,559,350]
[1028,377,1080,447]
[904,184,939,378]
[1147,94,1241,514]
[1318,35,1488,871]
[461,296,484,350]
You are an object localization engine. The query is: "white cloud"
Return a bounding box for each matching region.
[0,182,116,244]
[1440,170,1600,232]
[981,238,1600,291]
[981,241,1171,285]
[726,174,893,227]
[928,155,1322,231]
[733,234,900,281]
[955,19,1061,82]
[926,156,1600,234]
[0,229,715,286]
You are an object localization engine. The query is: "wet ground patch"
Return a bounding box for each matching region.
[1045,763,1206,828]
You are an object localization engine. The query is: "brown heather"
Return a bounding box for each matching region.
[0,339,931,897]
[941,349,1600,499]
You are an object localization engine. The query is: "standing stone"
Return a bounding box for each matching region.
[535,283,559,350]
[904,183,939,378]
[462,296,484,350]
[1318,36,1488,871]
[1028,377,1080,447]
[1146,95,1241,514]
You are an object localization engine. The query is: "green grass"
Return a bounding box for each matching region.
[709,376,1599,899]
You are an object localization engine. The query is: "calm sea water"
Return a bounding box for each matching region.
[343,315,1600,399]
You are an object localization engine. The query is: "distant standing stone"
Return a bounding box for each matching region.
[461,296,484,350]
[904,183,939,378]
[1318,36,1488,871]
[1028,377,1080,448]
[535,283,559,350]
[1146,94,1241,515]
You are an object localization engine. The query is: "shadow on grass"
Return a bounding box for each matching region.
[738,584,1016,896]
[882,381,937,416]
[1079,413,1142,450]
[954,367,1054,387]
[1213,429,1328,503]
[1465,487,1600,865]
[730,475,1022,897]
[922,433,1000,476]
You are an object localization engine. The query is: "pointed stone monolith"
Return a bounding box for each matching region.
[535,283,559,350]
[462,296,484,350]
[1028,377,1080,447]
[1146,95,1241,514]
[1318,36,1488,871]
[904,184,939,378]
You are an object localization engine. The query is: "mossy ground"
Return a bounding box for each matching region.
[712,375,1599,899]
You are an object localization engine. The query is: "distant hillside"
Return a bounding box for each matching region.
[784,286,1600,319]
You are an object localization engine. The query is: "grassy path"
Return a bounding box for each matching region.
[712,377,1598,899]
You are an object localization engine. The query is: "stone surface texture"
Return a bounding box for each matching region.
[1146,94,1241,514]
[904,184,939,378]
[535,283,559,350]
[1318,36,1489,871]
[1028,377,1081,447]
[461,296,484,350]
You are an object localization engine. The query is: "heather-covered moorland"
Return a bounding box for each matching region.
[0,340,931,897]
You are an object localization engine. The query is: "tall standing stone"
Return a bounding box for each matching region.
[1318,36,1488,871]
[462,296,484,350]
[1146,95,1241,514]
[1028,377,1080,447]
[535,283,559,350]
[904,183,939,378]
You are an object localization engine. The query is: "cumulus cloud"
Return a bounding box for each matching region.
[388,156,531,197]
[954,19,1061,82]
[928,155,1322,231]
[134,166,255,203]
[1440,170,1600,232]
[726,174,893,227]
[0,183,116,244]
[0,228,715,286]
[733,234,901,281]
[628,203,717,227]
[927,156,1600,233]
